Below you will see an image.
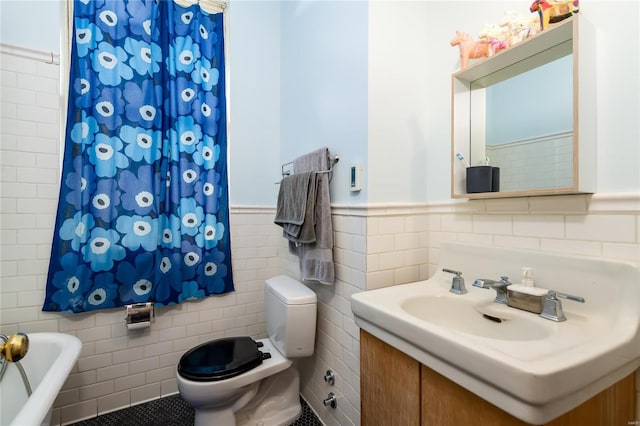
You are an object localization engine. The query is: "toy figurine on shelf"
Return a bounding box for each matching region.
[450,30,493,70]
[499,10,540,44]
[450,0,579,70]
[478,23,510,41]
[478,24,511,54]
[530,0,579,31]
[488,38,510,55]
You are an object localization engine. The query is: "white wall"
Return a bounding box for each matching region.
[280,0,369,205]
[0,0,61,53]
[231,0,370,206]
[367,1,431,204]
[589,3,640,193]
[368,1,531,204]
[227,1,282,206]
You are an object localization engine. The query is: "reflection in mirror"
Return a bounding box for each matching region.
[470,49,573,192]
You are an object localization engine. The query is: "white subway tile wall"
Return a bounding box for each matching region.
[291,210,367,426]
[1,50,638,425]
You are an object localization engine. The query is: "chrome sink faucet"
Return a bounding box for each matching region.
[473,276,512,304]
[442,268,467,295]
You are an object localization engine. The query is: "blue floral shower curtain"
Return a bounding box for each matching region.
[43,0,233,313]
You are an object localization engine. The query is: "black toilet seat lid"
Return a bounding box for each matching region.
[178,336,266,382]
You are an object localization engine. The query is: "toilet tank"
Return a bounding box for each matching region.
[265,275,317,358]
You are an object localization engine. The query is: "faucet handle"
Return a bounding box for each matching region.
[540,290,585,322]
[442,268,467,295]
[552,290,585,303]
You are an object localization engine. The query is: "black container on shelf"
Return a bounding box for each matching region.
[466,166,500,193]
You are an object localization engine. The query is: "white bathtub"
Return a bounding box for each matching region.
[1,332,82,426]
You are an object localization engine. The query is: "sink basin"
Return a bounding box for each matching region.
[351,242,640,424]
[401,295,553,341]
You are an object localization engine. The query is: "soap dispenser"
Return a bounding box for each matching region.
[521,267,534,287]
[507,267,548,313]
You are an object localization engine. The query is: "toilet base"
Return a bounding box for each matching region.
[235,367,302,426]
[193,382,260,426]
[195,407,236,426]
[191,366,302,426]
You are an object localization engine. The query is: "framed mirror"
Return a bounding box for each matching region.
[451,16,596,199]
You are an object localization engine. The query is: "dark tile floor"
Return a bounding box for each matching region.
[70,394,322,426]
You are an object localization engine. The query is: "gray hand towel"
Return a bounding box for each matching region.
[274,172,317,244]
[293,147,330,174]
[289,147,335,285]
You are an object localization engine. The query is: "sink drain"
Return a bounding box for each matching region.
[482,313,503,323]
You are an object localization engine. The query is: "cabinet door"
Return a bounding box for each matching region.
[421,365,530,426]
[421,363,637,426]
[544,372,636,426]
[361,330,636,425]
[361,330,420,426]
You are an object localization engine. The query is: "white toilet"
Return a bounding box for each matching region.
[177,275,317,426]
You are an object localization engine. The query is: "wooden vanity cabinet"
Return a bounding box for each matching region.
[360,330,637,426]
[360,329,421,425]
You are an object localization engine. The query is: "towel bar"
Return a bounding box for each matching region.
[275,155,339,184]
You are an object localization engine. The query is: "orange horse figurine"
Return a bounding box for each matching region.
[450,31,492,70]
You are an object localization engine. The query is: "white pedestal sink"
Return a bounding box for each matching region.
[351,242,640,424]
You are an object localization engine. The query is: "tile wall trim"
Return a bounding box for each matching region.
[231,191,639,220]
[330,191,640,217]
[229,205,277,215]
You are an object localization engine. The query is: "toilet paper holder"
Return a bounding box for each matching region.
[125,302,154,328]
